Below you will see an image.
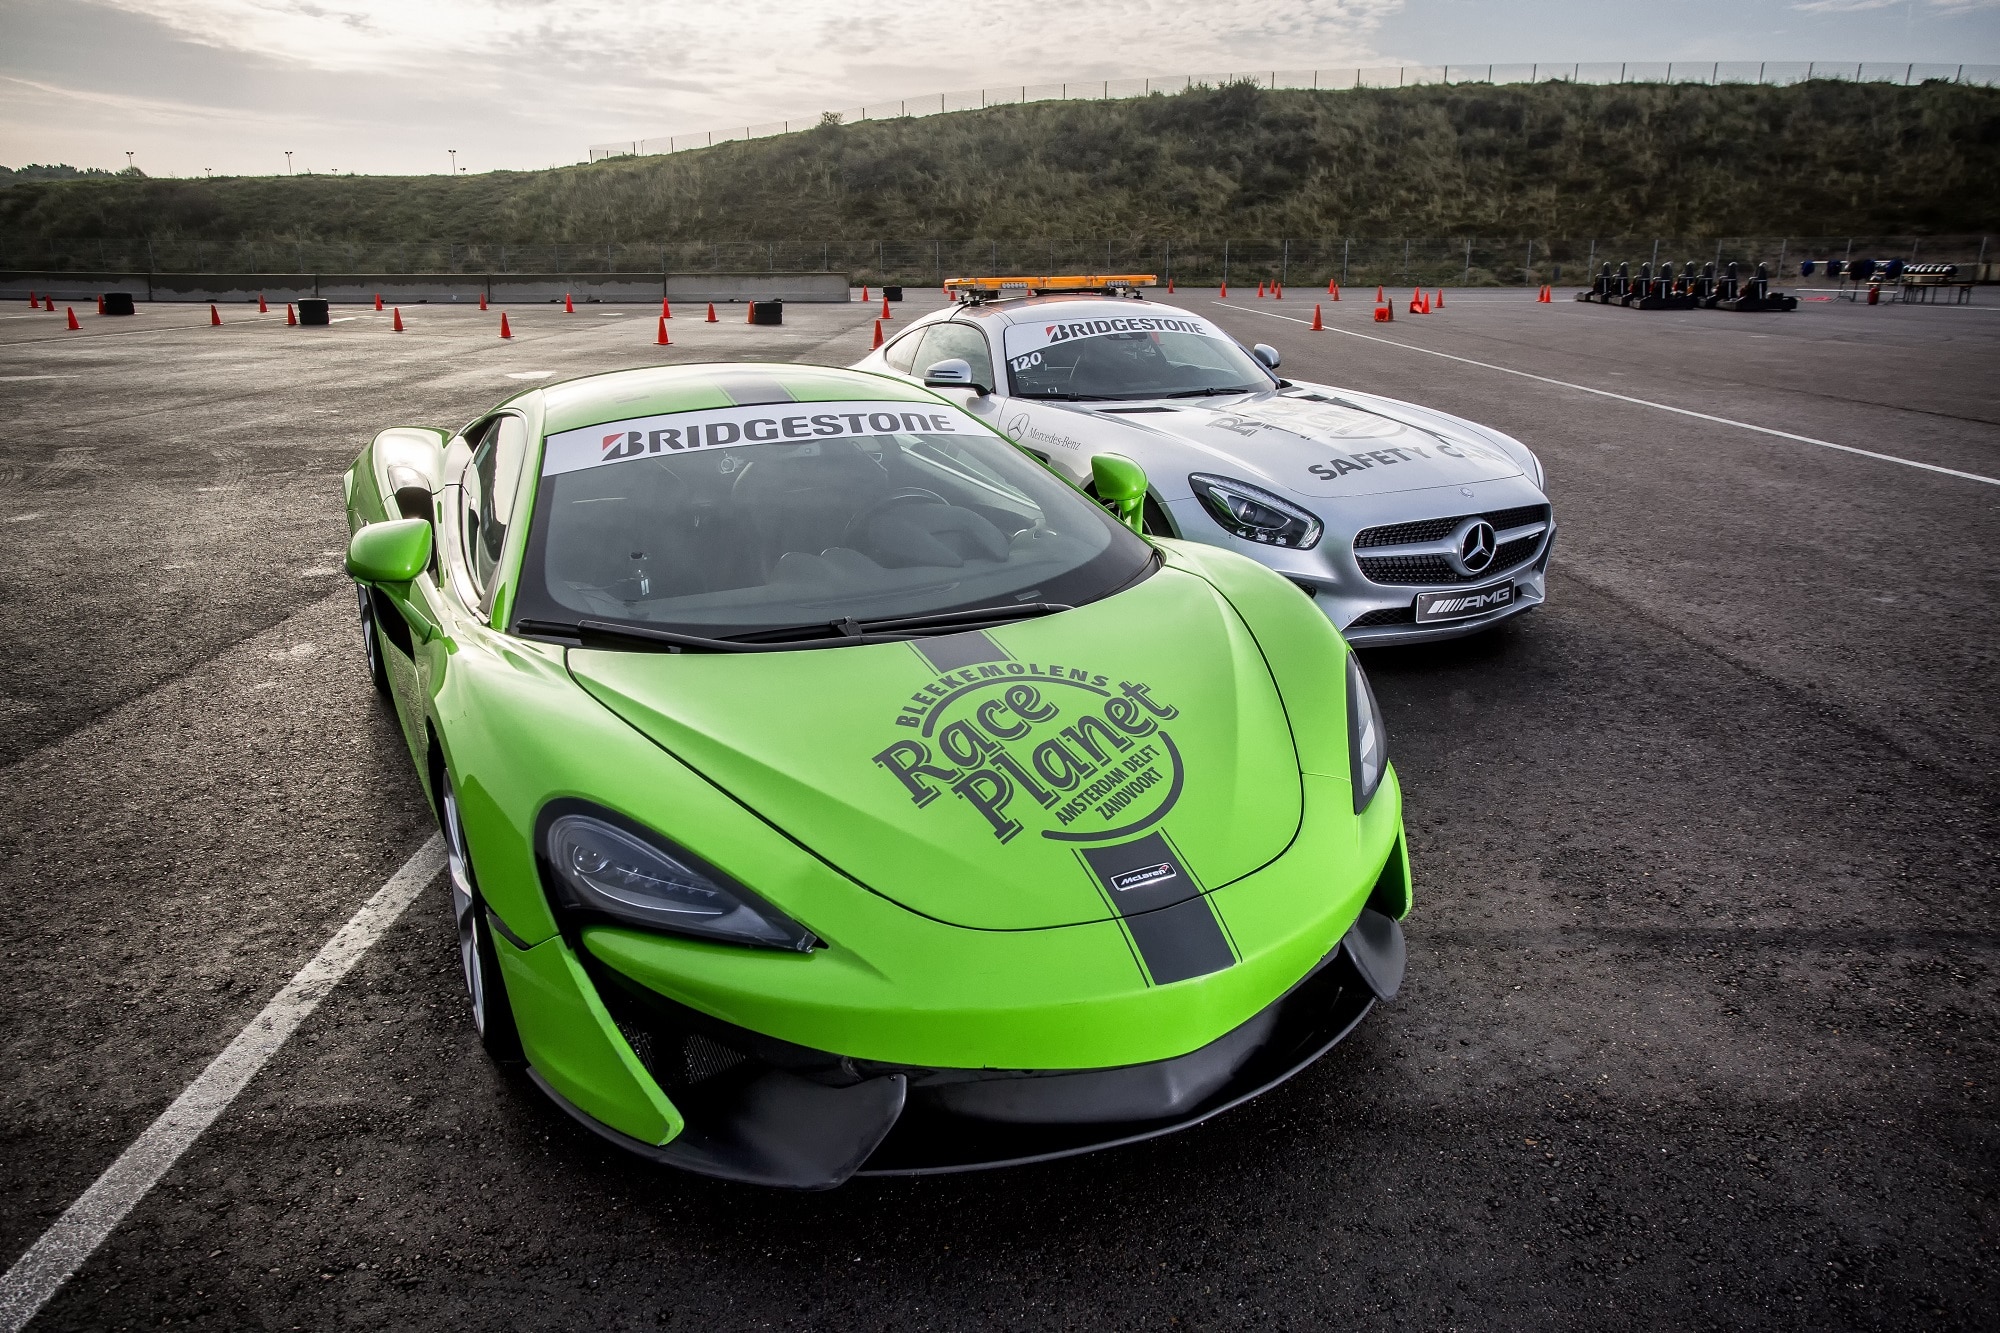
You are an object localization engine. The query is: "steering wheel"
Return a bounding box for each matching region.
[843,487,950,546]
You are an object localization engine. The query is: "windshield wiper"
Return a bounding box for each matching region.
[1159,385,1262,399]
[516,603,1072,654]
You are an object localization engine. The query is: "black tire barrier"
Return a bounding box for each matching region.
[749,299,783,326]
[883,286,904,302]
[102,292,135,316]
[299,298,330,326]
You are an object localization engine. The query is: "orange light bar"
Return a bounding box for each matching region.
[943,274,1158,296]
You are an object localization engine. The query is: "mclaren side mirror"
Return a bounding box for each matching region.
[923,358,990,397]
[1090,453,1148,534]
[1253,344,1282,370]
[346,517,433,585]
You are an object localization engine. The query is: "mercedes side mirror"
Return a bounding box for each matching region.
[923,358,990,397]
[346,517,433,585]
[1090,454,1148,534]
[1253,344,1282,370]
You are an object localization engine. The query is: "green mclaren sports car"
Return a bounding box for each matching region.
[342,361,1409,1188]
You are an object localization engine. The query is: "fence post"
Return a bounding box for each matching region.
[1281,239,1289,285]
[1223,239,1230,287]
[1586,237,1595,272]
[1463,238,1471,285]
[1165,240,1171,286]
[1776,237,1787,274]
[1343,237,1350,286]
[1525,239,1534,285]
[1650,237,1660,271]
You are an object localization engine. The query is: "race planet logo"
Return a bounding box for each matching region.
[872,663,1184,844]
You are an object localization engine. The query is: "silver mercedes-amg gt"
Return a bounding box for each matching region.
[853,290,1553,645]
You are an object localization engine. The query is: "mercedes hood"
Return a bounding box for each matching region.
[565,567,1304,932]
[1071,389,1524,500]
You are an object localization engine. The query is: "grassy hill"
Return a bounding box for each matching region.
[3,79,1994,257]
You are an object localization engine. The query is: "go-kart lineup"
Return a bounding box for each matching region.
[1576,259,1800,311]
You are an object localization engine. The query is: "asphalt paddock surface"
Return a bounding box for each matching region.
[1,289,1994,1330]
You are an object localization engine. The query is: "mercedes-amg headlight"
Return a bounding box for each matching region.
[1346,652,1388,812]
[1189,474,1323,549]
[542,807,817,952]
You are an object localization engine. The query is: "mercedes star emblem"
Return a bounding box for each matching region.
[1457,520,1497,574]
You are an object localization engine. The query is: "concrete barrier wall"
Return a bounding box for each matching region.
[1,270,857,303]
[666,273,849,303]
[0,271,152,300]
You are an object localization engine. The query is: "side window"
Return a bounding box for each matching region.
[883,330,926,374]
[462,415,529,598]
[915,323,993,385]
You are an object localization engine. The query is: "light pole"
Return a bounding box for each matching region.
[448,149,457,175]
[124,151,134,171]
[284,151,293,176]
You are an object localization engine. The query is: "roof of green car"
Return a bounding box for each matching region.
[528,363,941,436]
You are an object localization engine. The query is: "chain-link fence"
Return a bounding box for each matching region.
[5,235,1991,288]
[588,62,2000,160]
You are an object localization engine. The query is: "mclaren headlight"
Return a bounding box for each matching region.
[1346,652,1388,812]
[542,807,817,952]
[1189,473,1322,549]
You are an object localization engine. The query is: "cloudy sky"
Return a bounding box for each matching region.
[1,0,1995,177]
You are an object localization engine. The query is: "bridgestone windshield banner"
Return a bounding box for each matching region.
[541,400,973,476]
[1001,312,1227,364]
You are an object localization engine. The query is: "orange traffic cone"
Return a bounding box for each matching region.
[1275,283,1284,300]
[705,303,717,323]
[1374,303,1393,323]
[1538,285,1552,303]
[258,293,268,313]
[286,303,296,326]
[746,304,753,324]
[66,306,80,330]
[1408,292,1423,314]
[661,298,671,320]
[656,315,671,346]
[1311,303,1323,330]
[880,296,891,319]
[1420,292,1431,313]
[564,292,575,313]
[861,285,870,303]
[210,303,222,326]
[392,307,404,332]
[1257,281,1266,298]
[1219,282,1228,298]
[1167,279,1175,294]
[96,294,104,315]
[479,292,488,311]
[499,313,512,338]
[1434,289,1444,308]
[374,293,383,311]
[1330,282,1340,301]
[1375,285,1385,303]
[871,318,884,350]
[27,291,36,307]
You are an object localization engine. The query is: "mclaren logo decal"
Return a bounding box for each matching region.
[1109,861,1177,892]
[872,632,1184,844]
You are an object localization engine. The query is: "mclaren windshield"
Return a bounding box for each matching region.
[512,399,1153,644]
[1002,309,1274,401]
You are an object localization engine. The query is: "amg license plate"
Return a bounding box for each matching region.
[1415,581,1515,623]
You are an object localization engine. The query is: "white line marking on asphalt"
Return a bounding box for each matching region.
[0,835,446,1333]
[1213,302,2000,487]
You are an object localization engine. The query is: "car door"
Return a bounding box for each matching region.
[388,412,528,768]
[901,320,1012,434]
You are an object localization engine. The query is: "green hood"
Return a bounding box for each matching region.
[566,568,1304,931]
